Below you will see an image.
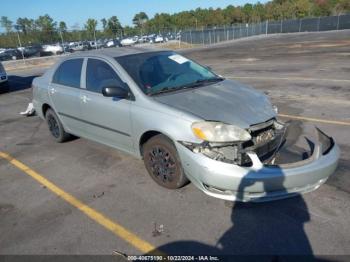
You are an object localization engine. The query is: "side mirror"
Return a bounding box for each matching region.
[102,85,129,98]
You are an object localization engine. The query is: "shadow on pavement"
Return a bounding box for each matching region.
[151,182,316,257]
[0,74,38,94]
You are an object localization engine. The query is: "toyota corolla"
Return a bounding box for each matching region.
[32,48,340,202]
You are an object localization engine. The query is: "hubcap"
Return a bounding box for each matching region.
[47,115,60,138]
[148,146,176,184]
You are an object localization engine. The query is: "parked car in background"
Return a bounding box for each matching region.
[166,33,176,40]
[42,44,63,55]
[105,39,122,48]
[0,49,22,61]
[120,38,136,46]
[139,36,148,43]
[0,62,8,87]
[62,44,74,53]
[19,44,42,58]
[148,34,156,43]
[70,41,91,52]
[154,35,165,43]
[89,40,105,49]
[32,49,340,202]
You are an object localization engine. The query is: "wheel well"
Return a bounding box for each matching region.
[42,103,51,117]
[139,131,161,156]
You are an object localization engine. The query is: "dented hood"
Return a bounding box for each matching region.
[153,79,276,128]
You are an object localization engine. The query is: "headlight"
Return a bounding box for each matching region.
[191,121,251,142]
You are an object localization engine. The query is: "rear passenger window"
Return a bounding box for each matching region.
[52,59,83,88]
[86,58,123,93]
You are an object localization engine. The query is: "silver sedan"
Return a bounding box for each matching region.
[32,48,340,202]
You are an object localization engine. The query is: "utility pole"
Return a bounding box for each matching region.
[190,29,192,45]
[93,30,97,50]
[280,19,283,33]
[214,27,216,43]
[336,14,340,30]
[202,26,205,46]
[16,31,25,63]
[59,30,66,54]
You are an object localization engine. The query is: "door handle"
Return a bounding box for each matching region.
[80,95,91,103]
[49,87,56,94]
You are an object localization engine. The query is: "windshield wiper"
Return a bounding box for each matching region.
[149,77,224,96]
[148,87,173,96]
[176,77,225,90]
[195,77,225,85]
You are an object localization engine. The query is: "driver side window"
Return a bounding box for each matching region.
[86,58,123,93]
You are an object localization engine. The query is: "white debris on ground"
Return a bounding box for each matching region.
[20,102,35,116]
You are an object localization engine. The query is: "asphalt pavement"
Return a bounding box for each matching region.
[0,30,350,257]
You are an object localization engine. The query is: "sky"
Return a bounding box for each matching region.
[1,0,267,29]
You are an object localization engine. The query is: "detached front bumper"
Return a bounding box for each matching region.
[175,127,340,202]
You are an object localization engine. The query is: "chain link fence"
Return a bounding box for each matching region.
[1,14,349,62]
[180,14,350,45]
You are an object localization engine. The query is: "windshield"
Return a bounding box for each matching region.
[115,51,222,95]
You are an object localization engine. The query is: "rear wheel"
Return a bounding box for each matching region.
[45,108,70,143]
[143,134,189,189]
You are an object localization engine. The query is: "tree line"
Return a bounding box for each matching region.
[1,0,349,47]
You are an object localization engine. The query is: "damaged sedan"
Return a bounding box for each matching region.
[32,48,340,201]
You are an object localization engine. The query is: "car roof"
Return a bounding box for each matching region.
[68,47,171,59]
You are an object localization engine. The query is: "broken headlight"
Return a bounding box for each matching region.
[192,121,251,142]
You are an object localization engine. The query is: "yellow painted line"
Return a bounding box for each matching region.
[0,151,161,255]
[278,113,350,126]
[230,76,350,83]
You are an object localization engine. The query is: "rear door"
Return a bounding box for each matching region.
[49,58,84,134]
[80,58,134,153]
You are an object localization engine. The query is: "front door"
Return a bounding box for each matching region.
[80,58,134,153]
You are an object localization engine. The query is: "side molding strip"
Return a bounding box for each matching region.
[58,112,131,137]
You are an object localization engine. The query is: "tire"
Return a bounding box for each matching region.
[45,108,71,143]
[143,134,189,189]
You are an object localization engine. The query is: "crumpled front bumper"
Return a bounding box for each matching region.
[175,127,340,202]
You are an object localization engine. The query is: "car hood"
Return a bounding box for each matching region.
[152,79,276,128]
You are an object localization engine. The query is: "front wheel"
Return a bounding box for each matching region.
[143,134,189,189]
[45,108,71,143]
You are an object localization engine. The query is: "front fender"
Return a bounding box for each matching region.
[130,102,202,158]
